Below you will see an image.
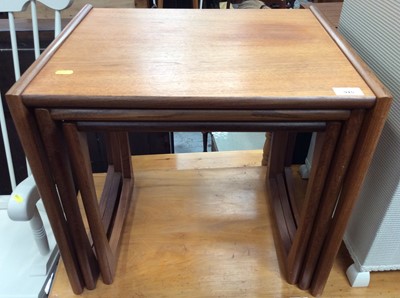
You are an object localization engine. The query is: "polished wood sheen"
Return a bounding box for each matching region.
[35,109,99,290]
[49,151,400,298]
[286,122,341,284]
[23,9,375,109]
[308,5,393,296]
[299,110,364,290]
[5,6,391,296]
[63,123,116,284]
[49,109,351,122]
[301,2,343,28]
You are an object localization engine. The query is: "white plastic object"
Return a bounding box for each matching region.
[8,176,50,255]
[0,94,16,190]
[8,11,21,81]
[0,0,30,12]
[0,0,73,12]
[30,207,51,255]
[55,9,62,36]
[8,175,40,220]
[0,204,59,298]
[37,0,74,11]
[31,1,41,59]
[346,264,370,287]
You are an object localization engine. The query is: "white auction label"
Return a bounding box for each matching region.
[333,87,364,96]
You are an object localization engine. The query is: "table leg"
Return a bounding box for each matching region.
[298,110,364,290]
[310,100,392,296]
[100,133,134,238]
[285,122,341,285]
[267,131,306,258]
[35,109,100,290]
[107,133,123,172]
[98,133,124,233]
[63,123,116,284]
[6,99,84,294]
[268,131,296,251]
[266,122,343,287]
[109,132,134,255]
[267,131,289,178]
[98,133,118,223]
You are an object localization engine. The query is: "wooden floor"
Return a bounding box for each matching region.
[50,150,400,297]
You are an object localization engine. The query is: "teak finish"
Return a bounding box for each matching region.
[5,5,391,297]
[22,9,374,109]
[49,151,400,298]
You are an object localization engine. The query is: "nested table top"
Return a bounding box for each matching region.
[20,8,374,109]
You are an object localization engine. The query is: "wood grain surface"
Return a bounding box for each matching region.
[5,6,393,297]
[50,151,400,297]
[22,9,374,109]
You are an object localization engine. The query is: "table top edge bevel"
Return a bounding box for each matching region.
[22,95,376,110]
[5,4,93,99]
[310,5,392,104]
[20,8,377,104]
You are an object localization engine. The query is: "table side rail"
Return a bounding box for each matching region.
[74,121,326,133]
[49,109,351,122]
[23,95,376,110]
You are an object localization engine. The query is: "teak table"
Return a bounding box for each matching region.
[6,6,391,296]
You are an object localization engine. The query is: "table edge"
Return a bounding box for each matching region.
[7,6,389,110]
[5,4,93,98]
[310,4,392,103]
[20,94,376,110]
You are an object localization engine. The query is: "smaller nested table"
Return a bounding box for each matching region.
[6,6,391,296]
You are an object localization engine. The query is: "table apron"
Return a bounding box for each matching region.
[49,109,351,122]
[73,121,327,132]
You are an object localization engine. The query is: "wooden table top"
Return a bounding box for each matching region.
[21,8,374,109]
